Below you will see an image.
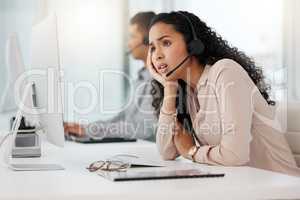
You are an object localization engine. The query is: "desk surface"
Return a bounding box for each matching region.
[1,140,300,200]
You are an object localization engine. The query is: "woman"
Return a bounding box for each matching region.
[148,11,300,176]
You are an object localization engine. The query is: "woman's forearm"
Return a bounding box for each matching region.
[161,83,177,113]
[156,83,179,160]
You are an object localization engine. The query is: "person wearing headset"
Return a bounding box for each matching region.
[148,11,300,176]
[64,11,157,141]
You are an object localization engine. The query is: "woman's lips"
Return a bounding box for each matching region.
[157,64,168,74]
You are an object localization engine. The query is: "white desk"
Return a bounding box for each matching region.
[1,140,300,200]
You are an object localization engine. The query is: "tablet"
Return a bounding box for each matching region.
[99,168,225,181]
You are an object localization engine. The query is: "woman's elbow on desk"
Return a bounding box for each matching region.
[157,144,178,160]
[196,145,250,166]
[156,141,178,160]
[160,151,178,160]
[221,144,251,166]
[219,150,250,166]
[222,154,249,166]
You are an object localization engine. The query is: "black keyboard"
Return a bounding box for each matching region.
[65,134,137,144]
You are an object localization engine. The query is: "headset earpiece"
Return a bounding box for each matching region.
[177,11,205,56]
[188,39,205,56]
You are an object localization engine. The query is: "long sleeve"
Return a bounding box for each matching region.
[194,61,254,166]
[156,111,180,160]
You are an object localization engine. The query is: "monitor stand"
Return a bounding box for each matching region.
[9,163,64,171]
[2,84,65,171]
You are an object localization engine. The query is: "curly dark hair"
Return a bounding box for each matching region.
[150,11,275,132]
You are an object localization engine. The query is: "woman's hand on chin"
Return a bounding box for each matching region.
[147,49,178,88]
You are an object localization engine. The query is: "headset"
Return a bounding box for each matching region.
[165,11,205,77]
[177,11,205,56]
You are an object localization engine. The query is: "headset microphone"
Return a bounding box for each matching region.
[165,11,205,77]
[166,55,190,77]
[126,37,149,55]
[126,43,144,55]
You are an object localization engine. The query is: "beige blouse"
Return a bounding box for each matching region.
[156,58,300,177]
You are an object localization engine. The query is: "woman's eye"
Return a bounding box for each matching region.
[163,40,171,46]
[150,46,156,52]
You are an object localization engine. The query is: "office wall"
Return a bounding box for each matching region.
[0,0,37,115]
[0,0,127,124]
[285,0,300,131]
[285,0,300,102]
[0,0,37,100]
[0,1,5,94]
[0,0,36,69]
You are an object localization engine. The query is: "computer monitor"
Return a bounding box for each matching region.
[29,13,64,147]
[4,14,65,171]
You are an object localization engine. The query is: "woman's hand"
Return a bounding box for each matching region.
[174,123,195,158]
[147,49,166,85]
[147,50,178,89]
[64,122,85,137]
